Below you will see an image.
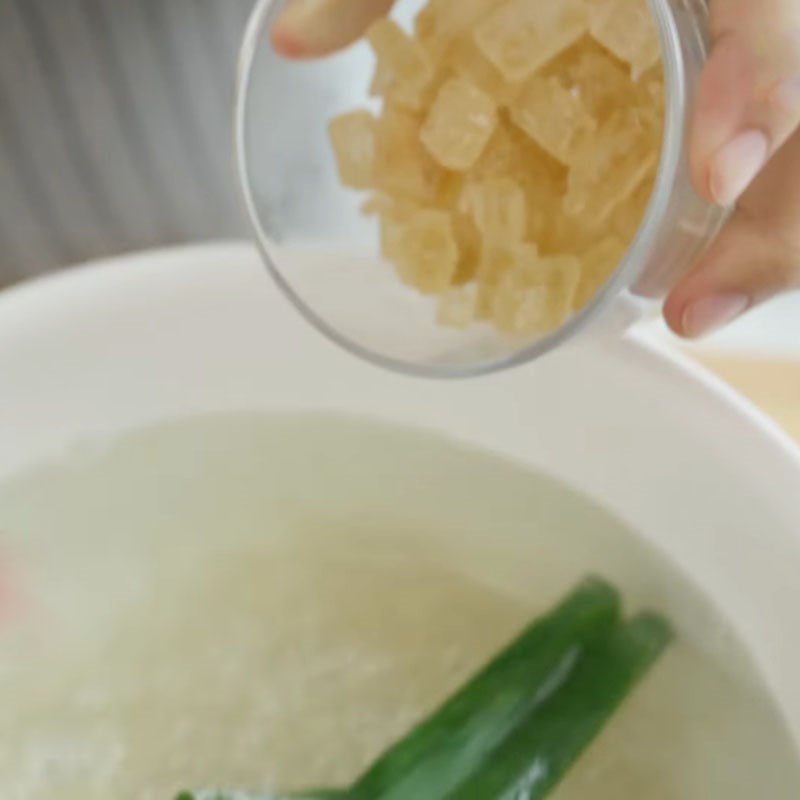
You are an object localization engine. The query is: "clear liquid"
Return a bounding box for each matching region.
[0,414,797,799]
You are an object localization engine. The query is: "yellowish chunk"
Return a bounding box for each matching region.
[473,123,569,246]
[452,212,482,283]
[510,76,596,165]
[475,0,590,82]
[368,18,435,110]
[476,241,539,317]
[542,209,595,255]
[374,196,420,262]
[563,43,632,117]
[415,0,504,60]
[634,69,666,139]
[473,121,525,178]
[362,192,420,220]
[421,78,498,170]
[565,137,658,225]
[329,0,665,338]
[610,173,656,243]
[447,34,522,106]
[460,177,527,242]
[435,170,466,209]
[375,107,445,202]
[590,0,661,79]
[575,235,627,309]
[437,284,479,328]
[492,255,581,335]
[328,111,377,190]
[568,107,646,184]
[390,209,459,294]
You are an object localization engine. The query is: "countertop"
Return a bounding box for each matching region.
[695,354,800,443]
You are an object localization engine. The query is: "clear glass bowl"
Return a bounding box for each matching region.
[235,0,728,377]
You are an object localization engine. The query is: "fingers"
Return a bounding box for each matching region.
[664,210,800,338]
[669,119,800,338]
[691,0,800,206]
[272,0,396,59]
[664,213,771,337]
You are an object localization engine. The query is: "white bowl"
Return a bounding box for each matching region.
[1,242,799,751]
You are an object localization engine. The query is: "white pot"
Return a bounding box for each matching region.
[1,243,799,746]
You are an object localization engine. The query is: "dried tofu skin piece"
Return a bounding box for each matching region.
[475,0,590,83]
[368,18,435,110]
[374,107,445,202]
[389,208,460,293]
[575,235,627,309]
[590,0,661,78]
[460,176,527,242]
[510,75,597,165]
[492,255,581,334]
[421,77,498,170]
[328,111,377,190]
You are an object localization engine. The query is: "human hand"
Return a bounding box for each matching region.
[271,0,800,338]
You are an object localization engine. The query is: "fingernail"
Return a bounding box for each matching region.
[681,293,749,338]
[272,0,392,59]
[708,130,769,207]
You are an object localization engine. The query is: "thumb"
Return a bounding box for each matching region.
[272,0,396,58]
[691,0,800,206]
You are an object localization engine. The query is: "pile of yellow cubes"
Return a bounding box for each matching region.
[329,0,664,336]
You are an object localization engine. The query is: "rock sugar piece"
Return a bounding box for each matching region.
[565,135,658,225]
[575,235,627,309]
[415,0,505,60]
[610,175,656,243]
[437,284,479,327]
[475,0,590,83]
[590,0,661,79]
[421,77,498,170]
[560,43,632,118]
[476,241,539,318]
[491,254,581,334]
[374,196,419,263]
[568,107,646,184]
[374,107,445,202]
[368,18,435,110]
[328,111,377,190]
[389,208,459,293]
[447,34,523,107]
[328,0,665,337]
[451,212,482,283]
[460,177,527,242]
[472,123,566,245]
[510,74,597,165]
